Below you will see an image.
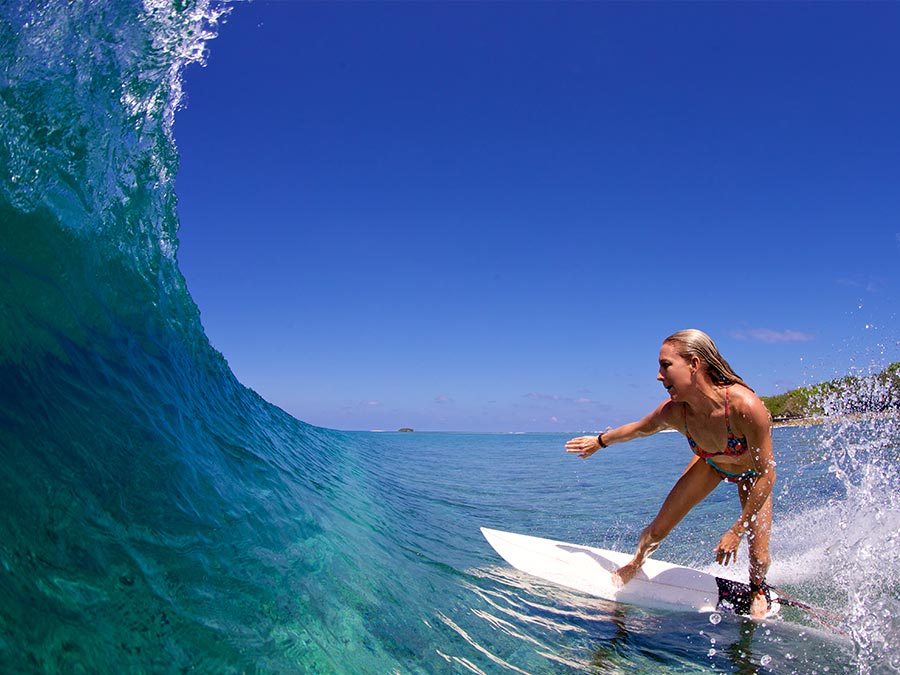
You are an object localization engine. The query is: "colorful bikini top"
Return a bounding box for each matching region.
[683,387,749,459]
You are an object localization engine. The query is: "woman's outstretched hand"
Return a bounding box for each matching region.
[565,436,601,459]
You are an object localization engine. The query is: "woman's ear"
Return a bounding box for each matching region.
[689,355,702,374]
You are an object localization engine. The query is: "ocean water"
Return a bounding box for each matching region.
[2,2,899,674]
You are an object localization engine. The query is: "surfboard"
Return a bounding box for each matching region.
[481,527,779,617]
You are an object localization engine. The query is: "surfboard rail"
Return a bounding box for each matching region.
[481,527,779,617]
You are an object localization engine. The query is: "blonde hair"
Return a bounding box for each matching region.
[664,329,753,391]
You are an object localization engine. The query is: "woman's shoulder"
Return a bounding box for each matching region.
[728,384,771,427]
[654,398,683,430]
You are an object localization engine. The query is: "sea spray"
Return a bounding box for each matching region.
[690,362,898,673]
[806,365,900,674]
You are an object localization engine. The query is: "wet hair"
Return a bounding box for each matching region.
[663,329,753,391]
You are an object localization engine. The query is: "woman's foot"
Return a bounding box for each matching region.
[749,584,771,619]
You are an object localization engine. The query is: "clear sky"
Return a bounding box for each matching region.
[173,0,899,432]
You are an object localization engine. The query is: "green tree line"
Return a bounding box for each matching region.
[760,362,900,421]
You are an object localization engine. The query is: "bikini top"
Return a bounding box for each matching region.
[683,387,748,459]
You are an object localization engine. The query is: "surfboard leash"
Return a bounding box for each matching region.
[769,585,849,636]
[716,578,848,635]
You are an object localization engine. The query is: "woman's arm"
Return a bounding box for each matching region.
[713,393,776,569]
[731,394,777,535]
[565,399,677,459]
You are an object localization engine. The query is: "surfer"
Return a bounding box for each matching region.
[565,329,776,619]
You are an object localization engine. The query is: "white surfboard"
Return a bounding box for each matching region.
[481,527,779,617]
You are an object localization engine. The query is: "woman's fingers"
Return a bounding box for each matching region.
[714,531,741,566]
[565,436,597,457]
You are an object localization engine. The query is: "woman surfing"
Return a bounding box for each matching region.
[566,329,776,619]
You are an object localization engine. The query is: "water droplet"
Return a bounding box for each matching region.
[708,648,717,657]
[760,655,772,666]
[709,613,722,625]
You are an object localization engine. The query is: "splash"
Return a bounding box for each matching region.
[786,363,900,674]
[817,368,900,674]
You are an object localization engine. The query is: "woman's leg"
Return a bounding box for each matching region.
[615,459,723,585]
[738,479,773,616]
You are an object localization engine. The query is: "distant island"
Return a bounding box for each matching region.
[398,428,414,433]
[760,362,899,425]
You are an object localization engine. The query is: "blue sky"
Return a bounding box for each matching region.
[174,1,899,432]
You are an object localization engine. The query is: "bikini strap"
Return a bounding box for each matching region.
[724,386,733,435]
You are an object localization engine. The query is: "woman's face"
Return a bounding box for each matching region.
[657,341,694,400]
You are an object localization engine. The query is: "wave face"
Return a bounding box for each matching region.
[0,2,406,671]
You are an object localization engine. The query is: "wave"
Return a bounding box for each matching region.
[0,2,408,671]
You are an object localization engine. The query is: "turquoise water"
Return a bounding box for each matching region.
[2,1,898,673]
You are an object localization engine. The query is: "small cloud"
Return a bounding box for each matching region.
[434,395,454,404]
[836,276,882,293]
[731,328,814,344]
[362,400,381,407]
[550,416,559,423]
[524,392,561,401]
[524,393,597,408]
